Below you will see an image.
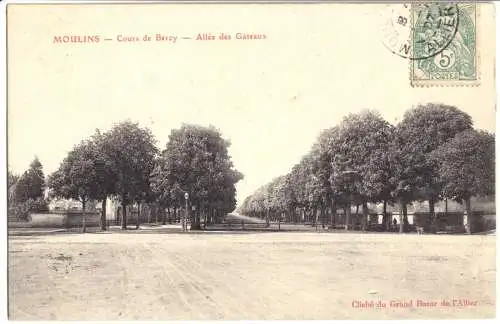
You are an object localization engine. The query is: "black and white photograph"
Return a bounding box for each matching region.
[4,2,497,320]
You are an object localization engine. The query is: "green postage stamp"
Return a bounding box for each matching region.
[410,3,478,86]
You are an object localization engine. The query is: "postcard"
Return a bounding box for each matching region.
[5,1,496,321]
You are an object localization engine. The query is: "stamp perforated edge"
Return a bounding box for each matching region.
[410,3,481,88]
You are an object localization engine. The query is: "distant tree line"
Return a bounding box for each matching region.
[238,104,495,233]
[9,121,242,232]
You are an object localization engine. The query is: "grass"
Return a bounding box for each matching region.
[8,231,496,320]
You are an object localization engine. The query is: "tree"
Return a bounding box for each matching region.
[90,129,117,231]
[151,159,186,225]
[266,176,288,223]
[327,111,394,231]
[134,176,156,229]
[311,129,336,228]
[301,153,324,225]
[10,158,48,221]
[286,160,308,224]
[8,171,19,205]
[13,157,45,203]
[100,121,158,230]
[155,124,243,230]
[395,103,473,217]
[239,182,271,224]
[430,130,495,233]
[8,171,19,189]
[48,140,104,233]
[26,157,45,200]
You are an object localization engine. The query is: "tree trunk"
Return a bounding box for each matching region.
[266,208,270,227]
[196,207,202,230]
[429,198,435,213]
[181,206,185,231]
[167,207,171,224]
[320,204,326,228]
[100,197,107,231]
[362,201,369,231]
[311,206,318,226]
[383,200,389,231]
[184,205,188,231]
[464,196,472,234]
[159,207,165,225]
[429,197,436,226]
[315,205,321,230]
[345,205,351,230]
[399,199,406,233]
[136,202,141,229]
[331,201,337,228]
[121,202,127,229]
[81,199,87,233]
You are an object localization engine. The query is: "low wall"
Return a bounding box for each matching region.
[29,213,66,227]
[9,212,101,228]
[63,213,101,227]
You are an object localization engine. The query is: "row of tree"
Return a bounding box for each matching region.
[238,104,495,233]
[10,121,243,232]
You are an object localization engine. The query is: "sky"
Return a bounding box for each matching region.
[7,3,496,206]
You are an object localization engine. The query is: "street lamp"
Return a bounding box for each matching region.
[184,192,189,231]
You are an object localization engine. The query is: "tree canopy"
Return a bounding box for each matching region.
[13,157,45,203]
[99,121,158,228]
[393,103,474,210]
[152,124,243,229]
[430,129,495,203]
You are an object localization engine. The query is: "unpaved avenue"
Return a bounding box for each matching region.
[8,232,495,320]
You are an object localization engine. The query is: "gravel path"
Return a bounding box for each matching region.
[8,232,496,320]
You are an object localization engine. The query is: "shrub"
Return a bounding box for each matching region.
[8,198,49,221]
[472,214,496,233]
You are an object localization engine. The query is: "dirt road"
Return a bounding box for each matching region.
[8,232,496,320]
